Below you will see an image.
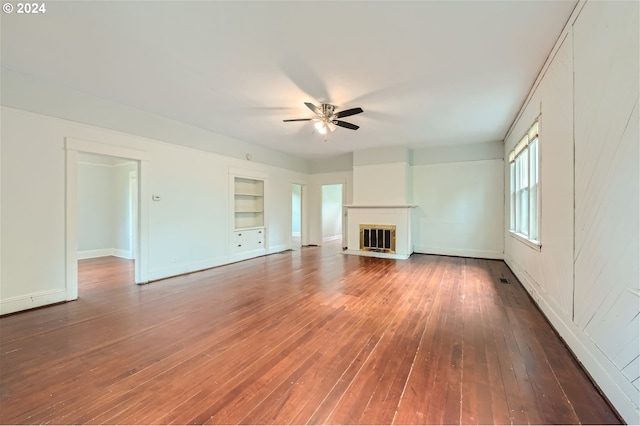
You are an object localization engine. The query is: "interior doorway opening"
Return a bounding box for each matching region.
[321,184,344,250]
[65,137,150,303]
[291,183,302,250]
[76,153,139,293]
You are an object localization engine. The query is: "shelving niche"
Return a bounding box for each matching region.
[233,177,264,229]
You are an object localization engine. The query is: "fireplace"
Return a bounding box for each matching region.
[345,151,415,259]
[345,205,415,259]
[360,224,396,253]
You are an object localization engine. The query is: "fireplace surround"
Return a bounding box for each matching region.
[345,205,415,259]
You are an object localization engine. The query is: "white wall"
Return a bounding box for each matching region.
[291,184,301,237]
[77,160,136,259]
[503,1,639,423]
[321,184,343,242]
[0,106,308,314]
[353,162,411,206]
[413,159,504,259]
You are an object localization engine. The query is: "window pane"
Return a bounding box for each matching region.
[517,187,529,235]
[510,162,516,230]
[529,139,538,186]
[530,182,538,240]
[514,157,520,232]
[529,139,539,240]
[509,123,540,244]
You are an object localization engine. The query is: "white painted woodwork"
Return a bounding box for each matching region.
[573,0,640,413]
[232,176,265,229]
[345,206,414,259]
[504,1,639,423]
[230,228,266,261]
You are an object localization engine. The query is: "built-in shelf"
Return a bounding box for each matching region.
[233,177,264,229]
[229,173,267,261]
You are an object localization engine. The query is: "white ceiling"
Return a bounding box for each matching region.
[1,1,577,160]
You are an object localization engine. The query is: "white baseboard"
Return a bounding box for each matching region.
[147,256,230,282]
[505,257,639,425]
[268,244,289,254]
[343,249,411,260]
[112,249,133,259]
[413,246,504,260]
[230,249,267,263]
[0,289,68,315]
[78,248,133,260]
[322,235,342,243]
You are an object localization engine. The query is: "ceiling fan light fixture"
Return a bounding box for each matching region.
[283,102,363,135]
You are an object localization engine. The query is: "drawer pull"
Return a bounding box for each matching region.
[237,244,242,247]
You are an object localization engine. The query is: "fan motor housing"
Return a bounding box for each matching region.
[321,104,336,117]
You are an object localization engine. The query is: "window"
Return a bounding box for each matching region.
[509,119,539,246]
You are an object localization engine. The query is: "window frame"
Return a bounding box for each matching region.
[509,119,541,250]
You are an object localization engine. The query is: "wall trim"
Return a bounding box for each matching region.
[78,160,137,168]
[65,137,151,300]
[147,256,230,282]
[343,249,411,260]
[267,244,289,254]
[413,246,504,260]
[505,257,638,425]
[66,137,150,161]
[78,249,133,260]
[0,289,67,316]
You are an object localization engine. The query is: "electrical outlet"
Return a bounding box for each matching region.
[172,256,177,263]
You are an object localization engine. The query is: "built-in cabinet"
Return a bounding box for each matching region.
[233,177,264,229]
[231,175,266,260]
[230,228,265,257]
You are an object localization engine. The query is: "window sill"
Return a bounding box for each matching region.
[509,231,541,252]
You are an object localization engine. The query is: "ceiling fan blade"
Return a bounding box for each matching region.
[332,120,360,130]
[334,107,364,119]
[304,102,322,116]
[283,118,313,122]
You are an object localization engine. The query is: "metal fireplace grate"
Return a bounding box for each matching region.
[360,224,396,253]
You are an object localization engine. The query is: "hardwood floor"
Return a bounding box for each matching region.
[0,247,621,425]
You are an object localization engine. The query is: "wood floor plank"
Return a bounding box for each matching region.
[0,249,622,425]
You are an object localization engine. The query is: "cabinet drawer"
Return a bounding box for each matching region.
[231,228,265,254]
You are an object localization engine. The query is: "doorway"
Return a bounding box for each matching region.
[321,184,343,249]
[65,137,150,302]
[76,153,138,292]
[291,183,302,250]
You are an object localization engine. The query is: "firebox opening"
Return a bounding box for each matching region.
[360,224,396,253]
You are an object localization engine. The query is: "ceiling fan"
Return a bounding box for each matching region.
[283,102,364,135]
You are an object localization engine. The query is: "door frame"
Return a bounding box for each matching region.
[290,182,308,249]
[65,137,150,301]
[129,170,139,261]
[320,183,345,247]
